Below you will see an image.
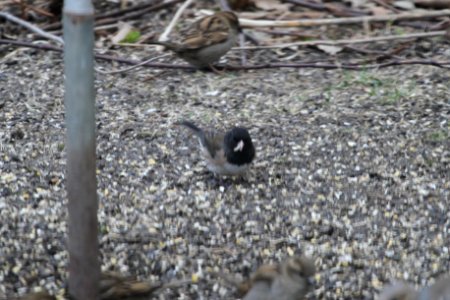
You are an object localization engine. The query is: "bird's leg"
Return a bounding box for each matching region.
[209,64,225,75]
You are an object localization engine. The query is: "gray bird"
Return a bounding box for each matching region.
[176,120,255,176]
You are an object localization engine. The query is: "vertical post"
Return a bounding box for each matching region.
[63,0,99,299]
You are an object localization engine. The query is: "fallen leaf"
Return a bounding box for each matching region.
[253,0,292,11]
[317,44,343,55]
[370,5,392,15]
[393,0,416,9]
[346,0,367,8]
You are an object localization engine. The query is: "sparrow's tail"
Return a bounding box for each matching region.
[147,40,179,52]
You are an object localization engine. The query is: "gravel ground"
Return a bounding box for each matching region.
[0,45,449,299]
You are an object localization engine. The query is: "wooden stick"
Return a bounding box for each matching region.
[12,0,55,17]
[0,11,64,45]
[200,9,450,27]
[285,0,369,17]
[369,0,401,13]
[235,30,447,49]
[158,0,195,44]
[96,53,171,74]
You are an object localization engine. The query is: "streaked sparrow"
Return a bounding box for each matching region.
[148,11,241,69]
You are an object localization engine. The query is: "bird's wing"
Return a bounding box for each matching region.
[177,120,224,159]
[181,31,229,50]
[201,130,225,159]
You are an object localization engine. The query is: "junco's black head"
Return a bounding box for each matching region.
[224,127,255,166]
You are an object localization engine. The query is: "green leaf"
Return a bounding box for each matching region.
[121,30,141,43]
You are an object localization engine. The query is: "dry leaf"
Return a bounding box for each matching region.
[347,0,367,8]
[317,45,343,55]
[253,0,292,11]
[370,5,392,15]
[393,0,416,9]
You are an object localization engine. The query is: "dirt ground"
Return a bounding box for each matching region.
[0,37,449,299]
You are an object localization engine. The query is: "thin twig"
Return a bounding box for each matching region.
[200,9,450,27]
[239,34,247,65]
[98,0,186,28]
[96,53,171,74]
[226,59,450,70]
[254,28,319,38]
[235,30,447,49]
[284,0,369,17]
[95,0,165,19]
[43,0,184,31]
[0,11,64,45]
[369,0,401,13]
[158,0,195,43]
[344,45,402,58]
[0,39,63,53]
[11,0,55,17]
[1,39,449,70]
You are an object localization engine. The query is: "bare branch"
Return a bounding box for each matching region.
[95,53,171,75]
[1,39,449,70]
[200,8,450,27]
[0,11,64,45]
[235,30,447,49]
[158,0,195,45]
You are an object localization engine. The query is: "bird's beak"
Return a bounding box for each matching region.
[234,140,244,152]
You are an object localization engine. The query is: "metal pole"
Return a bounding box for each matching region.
[63,0,99,299]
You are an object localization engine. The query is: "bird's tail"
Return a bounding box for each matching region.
[147,40,179,51]
[176,120,205,138]
[176,120,215,157]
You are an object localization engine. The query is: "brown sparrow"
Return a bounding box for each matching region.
[18,291,55,300]
[148,11,241,69]
[238,256,316,300]
[378,276,450,300]
[99,272,160,299]
[176,120,255,176]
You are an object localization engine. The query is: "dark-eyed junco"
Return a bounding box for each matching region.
[378,276,450,300]
[238,256,316,300]
[176,120,255,176]
[147,11,240,69]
